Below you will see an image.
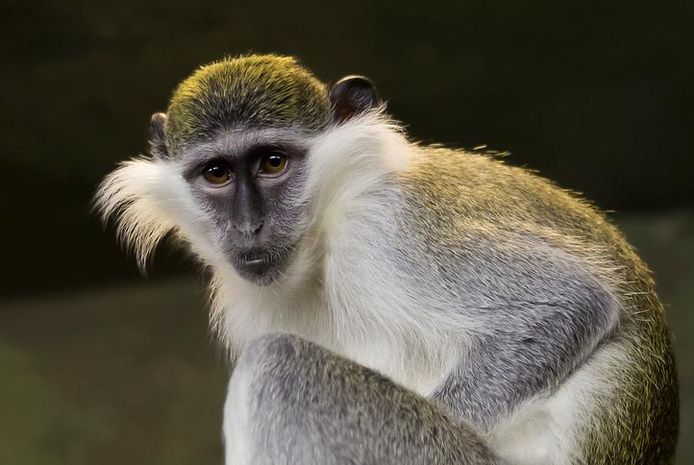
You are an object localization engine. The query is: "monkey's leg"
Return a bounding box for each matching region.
[224,333,501,465]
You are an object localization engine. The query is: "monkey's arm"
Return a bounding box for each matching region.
[225,333,502,465]
[429,229,620,431]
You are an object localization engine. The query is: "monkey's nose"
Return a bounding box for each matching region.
[233,220,264,238]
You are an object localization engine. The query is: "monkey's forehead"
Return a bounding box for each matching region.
[165,55,331,152]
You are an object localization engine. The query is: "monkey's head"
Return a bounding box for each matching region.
[136,55,382,285]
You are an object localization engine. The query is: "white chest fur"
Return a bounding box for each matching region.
[213,242,459,398]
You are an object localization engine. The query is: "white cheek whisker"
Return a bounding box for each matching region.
[94,156,228,274]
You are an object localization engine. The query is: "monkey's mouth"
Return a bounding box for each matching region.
[232,248,289,285]
[240,250,270,265]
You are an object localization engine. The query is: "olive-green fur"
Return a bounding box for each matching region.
[166,55,331,153]
[401,148,678,464]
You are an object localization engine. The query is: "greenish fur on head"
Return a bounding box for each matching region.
[166,55,331,153]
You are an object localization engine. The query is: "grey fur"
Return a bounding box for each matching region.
[227,333,501,465]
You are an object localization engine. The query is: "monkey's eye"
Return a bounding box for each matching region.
[258,153,288,176]
[203,161,232,185]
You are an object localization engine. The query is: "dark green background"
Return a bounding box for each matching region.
[0,1,691,464]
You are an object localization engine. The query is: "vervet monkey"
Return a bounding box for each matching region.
[95,55,678,465]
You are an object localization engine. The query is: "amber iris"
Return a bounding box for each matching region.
[259,154,288,175]
[203,161,231,184]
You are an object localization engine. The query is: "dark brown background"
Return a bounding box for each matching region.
[0,1,691,464]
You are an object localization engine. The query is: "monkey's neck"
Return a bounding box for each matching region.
[211,259,455,396]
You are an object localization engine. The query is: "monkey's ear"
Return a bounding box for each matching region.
[330,76,382,123]
[149,112,168,158]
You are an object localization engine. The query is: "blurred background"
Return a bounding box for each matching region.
[0,0,692,464]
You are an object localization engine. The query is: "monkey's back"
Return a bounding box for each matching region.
[398,148,678,464]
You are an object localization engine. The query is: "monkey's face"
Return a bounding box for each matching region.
[124,56,382,285]
[181,128,310,285]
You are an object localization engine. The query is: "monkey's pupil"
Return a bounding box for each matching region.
[268,155,281,167]
[209,166,226,177]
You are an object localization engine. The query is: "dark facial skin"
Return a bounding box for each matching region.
[180,128,310,285]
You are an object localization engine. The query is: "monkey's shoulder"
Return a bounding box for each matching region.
[402,146,574,207]
[399,146,620,242]
[392,145,658,286]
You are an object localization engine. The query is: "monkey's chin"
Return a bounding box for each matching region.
[233,264,283,286]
